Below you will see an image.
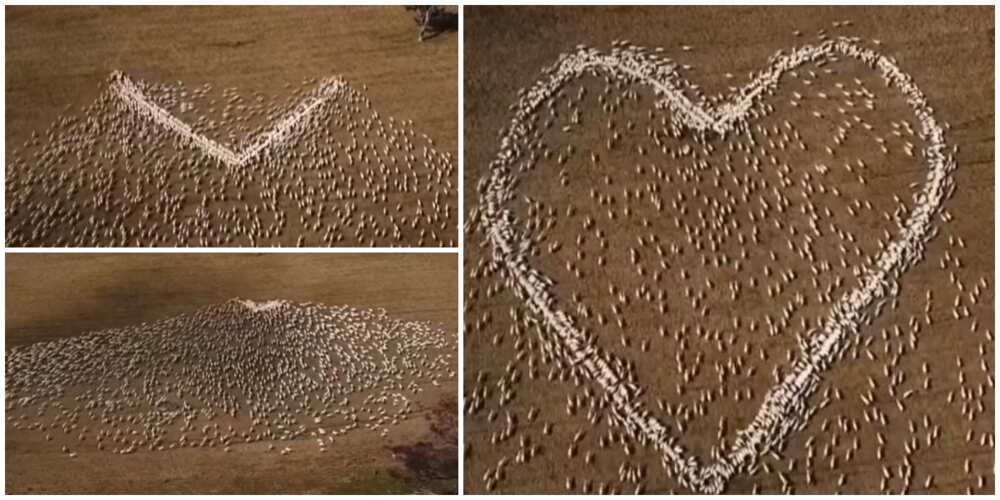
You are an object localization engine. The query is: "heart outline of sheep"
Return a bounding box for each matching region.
[109,71,347,168]
[478,37,955,493]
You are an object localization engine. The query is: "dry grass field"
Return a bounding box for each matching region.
[463,6,993,494]
[6,253,458,493]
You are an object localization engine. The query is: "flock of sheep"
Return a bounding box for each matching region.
[2,9,991,496]
[5,71,456,247]
[464,35,991,493]
[6,300,456,458]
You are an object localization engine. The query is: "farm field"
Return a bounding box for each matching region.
[5,6,458,247]
[462,6,994,494]
[6,253,458,493]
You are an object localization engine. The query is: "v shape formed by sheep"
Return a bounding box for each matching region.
[109,71,346,168]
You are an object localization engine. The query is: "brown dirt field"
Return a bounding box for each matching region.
[6,253,458,493]
[463,6,993,494]
[5,6,458,247]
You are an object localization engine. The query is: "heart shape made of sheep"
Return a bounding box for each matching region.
[478,38,955,493]
[109,71,346,168]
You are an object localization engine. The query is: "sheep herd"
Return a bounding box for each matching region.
[6,299,456,458]
[5,72,457,247]
[464,36,992,493]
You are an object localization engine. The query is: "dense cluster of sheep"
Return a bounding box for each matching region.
[6,300,457,457]
[465,35,991,494]
[6,72,456,247]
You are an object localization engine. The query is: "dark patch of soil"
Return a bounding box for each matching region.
[389,396,458,483]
